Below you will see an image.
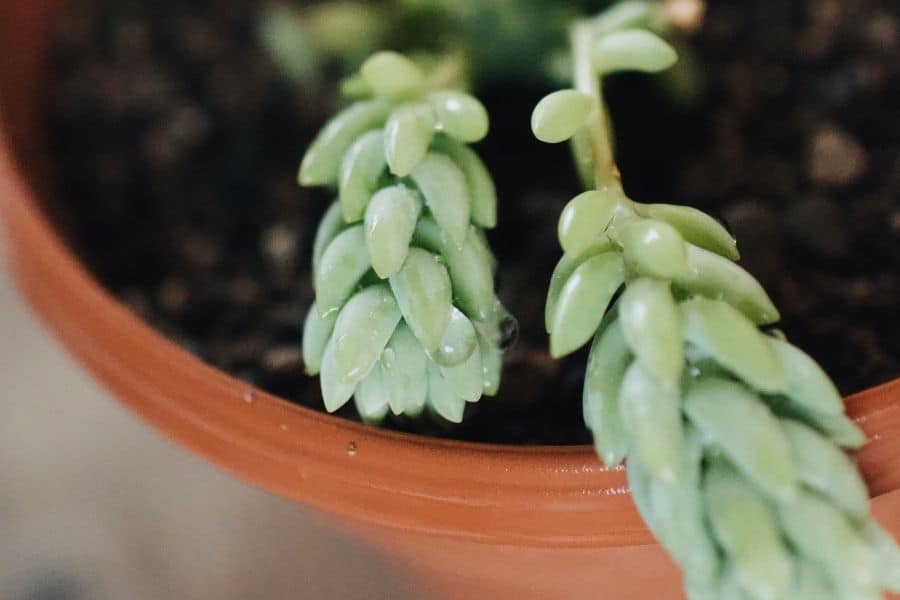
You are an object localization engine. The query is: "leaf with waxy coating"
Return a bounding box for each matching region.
[360,51,425,98]
[440,342,483,402]
[412,218,495,320]
[315,225,372,319]
[339,130,387,221]
[431,307,477,367]
[619,363,684,483]
[389,248,452,353]
[674,244,779,325]
[626,451,663,539]
[777,489,877,591]
[617,218,688,279]
[862,520,900,592]
[545,239,614,333]
[312,202,345,279]
[584,320,631,467]
[768,337,843,416]
[354,364,390,423]
[558,188,634,257]
[531,89,594,143]
[636,202,739,260]
[426,361,466,423]
[768,394,867,449]
[681,297,785,393]
[619,278,683,385]
[550,252,625,357]
[432,136,497,228]
[380,323,427,416]
[319,337,356,412]
[332,284,401,384]
[299,99,390,186]
[384,103,435,176]
[703,460,792,600]
[364,184,421,278]
[685,377,797,502]
[649,427,719,595]
[477,326,503,396]
[593,29,678,75]
[302,301,336,376]
[429,91,489,142]
[409,153,471,246]
[781,419,869,519]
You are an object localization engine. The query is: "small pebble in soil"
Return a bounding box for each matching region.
[807,125,868,187]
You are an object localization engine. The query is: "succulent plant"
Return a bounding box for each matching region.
[299,51,513,425]
[533,5,900,598]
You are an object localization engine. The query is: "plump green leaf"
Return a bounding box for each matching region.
[616,218,688,279]
[781,419,869,520]
[681,297,786,394]
[557,188,634,257]
[312,202,345,279]
[626,451,662,538]
[354,364,390,423]
[862,520,900,593]
[360,51,425,99]
[315,225,372,318]
[768,394,867,450]
[619,278,683,386]
[545,239,614,333]
[302,301,337,376]
[332,284,402,384]
[389,247,453,353]
[364,184,421,278]
[778,489,877,592]
[477,325,503,396]
[432,136,497,228]
[412,218,495,320]
[550,252,625,357]
[685,377,797,502]
[792,560,836,600]
[431,306,477,367]
[531,89,594,143]
[593,29,678,75]
[440,341,483,402]
[650,427,719,596]
[426,361,466,423]
[584,320,631,467]
[429,91,489,142]
[619,362,684,483]
[380,322,428,417]
[674,244,779,325]
[339,130,387,221]
[592,0,659,35]
[409,153,471,246]
[299,99,390,186]
[319,337,357,412]
[636,202,739,260]
[384,103,435,176]
[768,337,843,416]
[703,460,792,600]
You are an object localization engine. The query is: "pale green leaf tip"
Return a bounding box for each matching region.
[531,89,594,144]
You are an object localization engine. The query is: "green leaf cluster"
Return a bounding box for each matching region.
[300,52,511,424]
[535,6,900,599]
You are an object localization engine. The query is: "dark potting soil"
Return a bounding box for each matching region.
[46,1,900,444]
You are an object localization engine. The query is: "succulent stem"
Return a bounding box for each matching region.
[570,21,622,191]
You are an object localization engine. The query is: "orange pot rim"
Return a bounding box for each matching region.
[2,3,900,551]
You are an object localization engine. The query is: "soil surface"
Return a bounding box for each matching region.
[47,0,900,444]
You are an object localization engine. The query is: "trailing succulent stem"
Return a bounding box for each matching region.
[534,4,900,599]
[300,51,513,425]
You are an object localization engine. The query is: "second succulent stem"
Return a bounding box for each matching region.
[571,20,623,191]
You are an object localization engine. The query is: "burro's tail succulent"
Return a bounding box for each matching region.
[533,5,900,599]
[299,51,513,424]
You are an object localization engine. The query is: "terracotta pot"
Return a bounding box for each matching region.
[2,2,900,597]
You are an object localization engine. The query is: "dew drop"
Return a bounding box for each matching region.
[498,315,519,350]
[242,389,256,404]
[347,441,358,456]
[381,347,396,368]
